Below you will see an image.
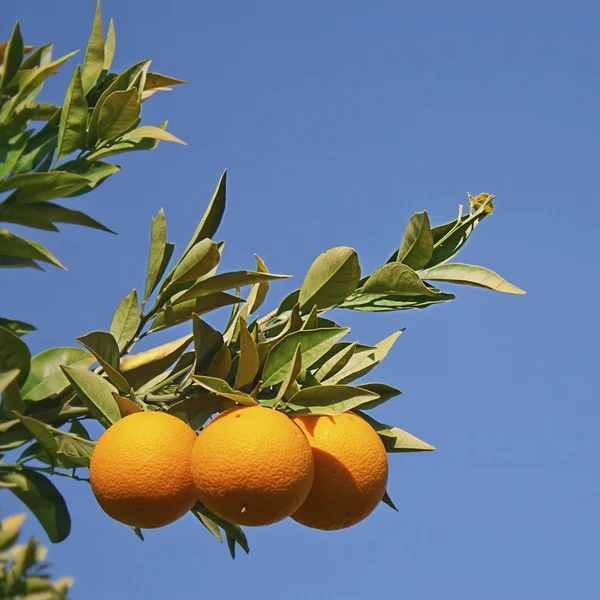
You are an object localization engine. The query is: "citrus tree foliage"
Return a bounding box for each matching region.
[0,513,72,599]
[0,1,525,561]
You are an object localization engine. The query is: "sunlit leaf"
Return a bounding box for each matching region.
[81,0,104,93]
[234,318,259,390]
[56,64,87,160]
[109,290,139,352]
[418,263,525,294]
[192,376,258,406]
[394,211,433,270]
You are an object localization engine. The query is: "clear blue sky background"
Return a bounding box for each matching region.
[2,1,599,598]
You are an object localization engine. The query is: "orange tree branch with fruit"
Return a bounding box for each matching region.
[0,0,525,567]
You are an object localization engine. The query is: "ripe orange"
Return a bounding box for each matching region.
[90,411,197,529]
[190,406,314,526]
[291,412,388,530]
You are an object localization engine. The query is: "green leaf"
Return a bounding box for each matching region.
[179,170,227,261]
[382,490,399,512]
[0,317,36,337]
[144,72,187,90]
[314,341,358,381]
[81,0,104,93]
[0,228,66,271]
[56,64,87,160]
[192,506,223,543]
[207,347,232,380]
[299,246,361,311]
[355,383,402,410]
[109,289,140,352]
[169,238,220,286]
[0,256,42,269]
[0,130,31,180]
[3,470,71,543]
[234,318,259,390]
[0,513,26,551]
[0,172,91,204]
[262,327,350,387]
[96,88,141,141]
[120,335,193,390]
[120,125,185,145]
[357,411,435,452]
[192,503,249,556]
[246,255,270,315]
[167,394,223,430]
[300,305,319,330]
[0,22,24,91]
[76,331,130,393]
[14,413,58,464]
[192,376,258,406]
[19,43,52,70]
[0,326,30,385]
[395,211,434,270]
[339,291,455,312]
[276,289,300,315]
[103,18,116,71]
[61,365,120,428]
[275,344,302,403]
[418,263,525,294]
[192,315,223,373]
[326,330,403,385]
[20,347,94,401]
[173,271,290,305]
[150,293,243,332]
[0,369,20,393]
[287,385,380,416]
[424,197,493,268]
[143,208,167,302]
[362,263,439,297]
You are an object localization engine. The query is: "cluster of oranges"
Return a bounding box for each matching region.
[89,406,389,533]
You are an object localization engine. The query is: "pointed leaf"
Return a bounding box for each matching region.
[174,271,290,305]
[262,327,350,387]
[314,342,358,381]
[0,22,24,91]
[234,318,259,389]
[144,72,187,89]
[20,347,94,401]
[167,394,223,430]
[395,211,434,270]
[76,331,130,393]
[0,172,91,204]
[120,335,193,390]
[192,376,258,406]
[192,315,223,373]
[299,246,361,311]
[0,369,20,393]
[0,326,30,385]
[246,255,270,315]
[169,239,220,286]
[121,125,185,145]
[56,64,87,160]
[288,385,380,415]
[340,291,455,312]
[192,503,249,555]
[275,344,302,402]
[97,88,141,141]
[362,263,439,296]
[61,365,120,428]
[150,293,243,332]
[357,411,436,452]
[418,263,525,294]
[0,513,27,551]
[355,383,402,410]
[0,318,35,337]
[81,0,104,93]
[112,393,142,417]
[14,413,58,463]
[382,489,399,512]
[4,470,71,543]
[103,18,116,71]
[0,228,65,270]
[207,347,232,380]
[143,208,167,302]
[109,290,140,351]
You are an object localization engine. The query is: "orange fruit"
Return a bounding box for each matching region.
[190,406,314,526]
[90,411,197,529]
[291,412,388,530]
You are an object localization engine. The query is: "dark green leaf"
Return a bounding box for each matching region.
[0,22,24,91]
[355,383,402,410]
[14,413,58,464]
[169,239,220,286]
[143,208,167,302]
[56,64,87,160]
[275,344,302,402]
[20,347,94,401]
[418,263,525,294]
[299,246,361,311]
[179,170,227,261]
[109,290,139,352]
[395,211,434,270]
[150,293,243,332]
[0,172,91,204]
[173,271,290,305]
[314,341,358,381]
[192,503,249,556]
[144,72,187,90]
[0,130,31,179]
[76,331,130,393]
[287,385,380,416]
[0,256,41,269]
[167,394,223,430]
[206,347,232,380]
[0,326,30,385]
[4,470,71,543]
[61,365,120,428]
[81,0,104,93]
[0,318,36,337]
[382,489,399,512]
[192,376,257,406]
[362,263,439,297]
[24,202,114,233]
[192,315,223,373]
[234,318,258,389]
[276,289,300,315]
[262,327,350,387]
[246,255,270,315]
[96,88,141,141]
[357,411,436,452]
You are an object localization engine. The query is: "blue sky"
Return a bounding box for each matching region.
[2,1,599,598]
